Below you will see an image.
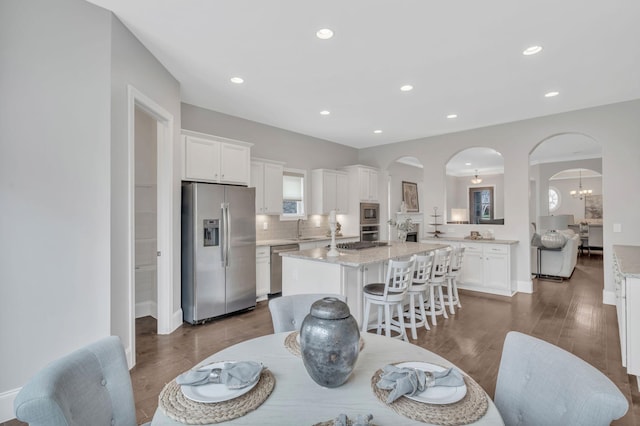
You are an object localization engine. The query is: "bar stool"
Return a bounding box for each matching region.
[424,247,451,326]
[362,255,416,341]
[444,246,465,315]
[403,252,434,340]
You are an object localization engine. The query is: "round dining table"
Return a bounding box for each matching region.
[150,332,504,425]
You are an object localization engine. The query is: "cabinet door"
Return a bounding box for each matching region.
[484,251,509,291]
[459,245,484,287]
[335,172,349,213]
[251,162,265,214]
[323,171,338,213]
[358,168,378,201]
[184,135,220,181]
[263,162,283,214]
[256,246,270,299]
[220,143,249,185]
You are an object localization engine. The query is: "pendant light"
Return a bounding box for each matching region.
[570,169,592,200]
[470,170,482,184]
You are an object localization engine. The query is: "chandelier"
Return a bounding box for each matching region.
[470,170,482,184]
[570,169,592,200]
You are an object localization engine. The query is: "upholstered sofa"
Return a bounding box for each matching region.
[531,229,580,278]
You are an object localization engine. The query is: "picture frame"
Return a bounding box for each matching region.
[402,181,419,212]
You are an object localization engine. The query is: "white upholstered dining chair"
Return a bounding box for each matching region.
[14,336,145,426]
[495,331,628,426]
[268,293,345,333]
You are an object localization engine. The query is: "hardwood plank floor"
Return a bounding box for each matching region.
[4,254,638,425]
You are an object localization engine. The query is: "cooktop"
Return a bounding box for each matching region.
[334,241,388,250]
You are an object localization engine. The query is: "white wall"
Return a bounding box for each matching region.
[0,0,112,420]
[358,100,640,299]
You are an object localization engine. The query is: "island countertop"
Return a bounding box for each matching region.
[279,240,449,267]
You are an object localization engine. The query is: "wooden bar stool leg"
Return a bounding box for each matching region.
[418,292,430,331]
[438,285,449,319]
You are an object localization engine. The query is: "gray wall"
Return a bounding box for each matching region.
[110,13,181,359]
[358,100,640,297]
[0,1,182,420]
[182,103,359,171]
[0,0,112,410]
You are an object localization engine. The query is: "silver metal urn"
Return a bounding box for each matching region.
[300,297,360,388]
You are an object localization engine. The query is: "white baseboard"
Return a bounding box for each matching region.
[517,279,533,294]
[603,289,616,306]
[0,388,20,422]
[135,300,158,319]
[171,308,184,333]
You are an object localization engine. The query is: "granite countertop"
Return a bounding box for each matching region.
[279,241,449,267]
[257,234,359,247]
[421,237,519,245]
[613,245,640,278]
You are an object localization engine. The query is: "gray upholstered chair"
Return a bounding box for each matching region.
[495,331,628,426]
[14,336,144,426]
[268,293,345,333]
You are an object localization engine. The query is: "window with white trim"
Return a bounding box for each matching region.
[282,170,305,218]
[549,187,561,212]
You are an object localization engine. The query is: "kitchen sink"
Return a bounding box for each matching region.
[295,237,319,241]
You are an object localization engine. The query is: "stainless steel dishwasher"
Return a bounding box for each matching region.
[270,243,300,294]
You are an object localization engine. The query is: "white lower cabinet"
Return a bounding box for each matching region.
[256,246,270,301]
[445,241,516,296]
[613,245,640,390]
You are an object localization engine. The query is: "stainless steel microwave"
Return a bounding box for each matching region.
[360,202,379,225]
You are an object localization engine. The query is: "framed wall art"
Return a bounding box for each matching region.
[402,181,419,212]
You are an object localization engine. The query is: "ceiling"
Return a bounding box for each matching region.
[88,0,640,149]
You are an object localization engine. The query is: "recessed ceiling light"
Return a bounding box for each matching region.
[316,28,334,40]
[320,110,331,115]
[373,130,383,134]
[447,114,458,119]
[544,91,559,98]
[230,77,244,84]
[465,162,472,166]
[400,85,413,92]
[523,45,543,56]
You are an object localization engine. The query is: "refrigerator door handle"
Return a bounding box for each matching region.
[220,204,226,266]
[224,202,231,267]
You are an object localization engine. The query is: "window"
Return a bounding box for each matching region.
[282,169,306,219]
[549,187,560,212]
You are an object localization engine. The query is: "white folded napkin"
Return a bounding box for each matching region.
[333,413,373,426]
[176,361,263,389]
[376,364,464,403]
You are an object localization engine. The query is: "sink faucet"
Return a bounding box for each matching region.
[297,218,303,239]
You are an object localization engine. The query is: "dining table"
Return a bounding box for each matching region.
[150,332,504,425]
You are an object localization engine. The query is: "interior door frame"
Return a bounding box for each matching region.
[127,85,174,367]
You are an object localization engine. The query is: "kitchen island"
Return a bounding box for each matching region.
[280,241,448,325]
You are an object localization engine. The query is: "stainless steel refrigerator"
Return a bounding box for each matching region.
[181,182,256,324]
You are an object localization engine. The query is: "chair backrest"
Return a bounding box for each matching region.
[495,331,628,426]
[429,247,451,284]
[14,336,137,426]
[383,255,416,298]
[448,246,466,273]
[412,252,434,284]
[269,293,345,333]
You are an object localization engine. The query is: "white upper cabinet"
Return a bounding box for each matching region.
[251,159,284,215]
[311,169,349,214]
[182,130,252,185]
[343,165,379,202]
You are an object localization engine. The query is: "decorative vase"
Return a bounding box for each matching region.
[300,297,360,388]
[397,229,407,242]
[541,230,566,249]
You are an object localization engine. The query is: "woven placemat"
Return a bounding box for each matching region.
[370,365,488,426]
[284,331,365,357]
[158,369,275,425]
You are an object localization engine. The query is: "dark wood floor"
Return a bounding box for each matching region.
[4,254,638,425]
